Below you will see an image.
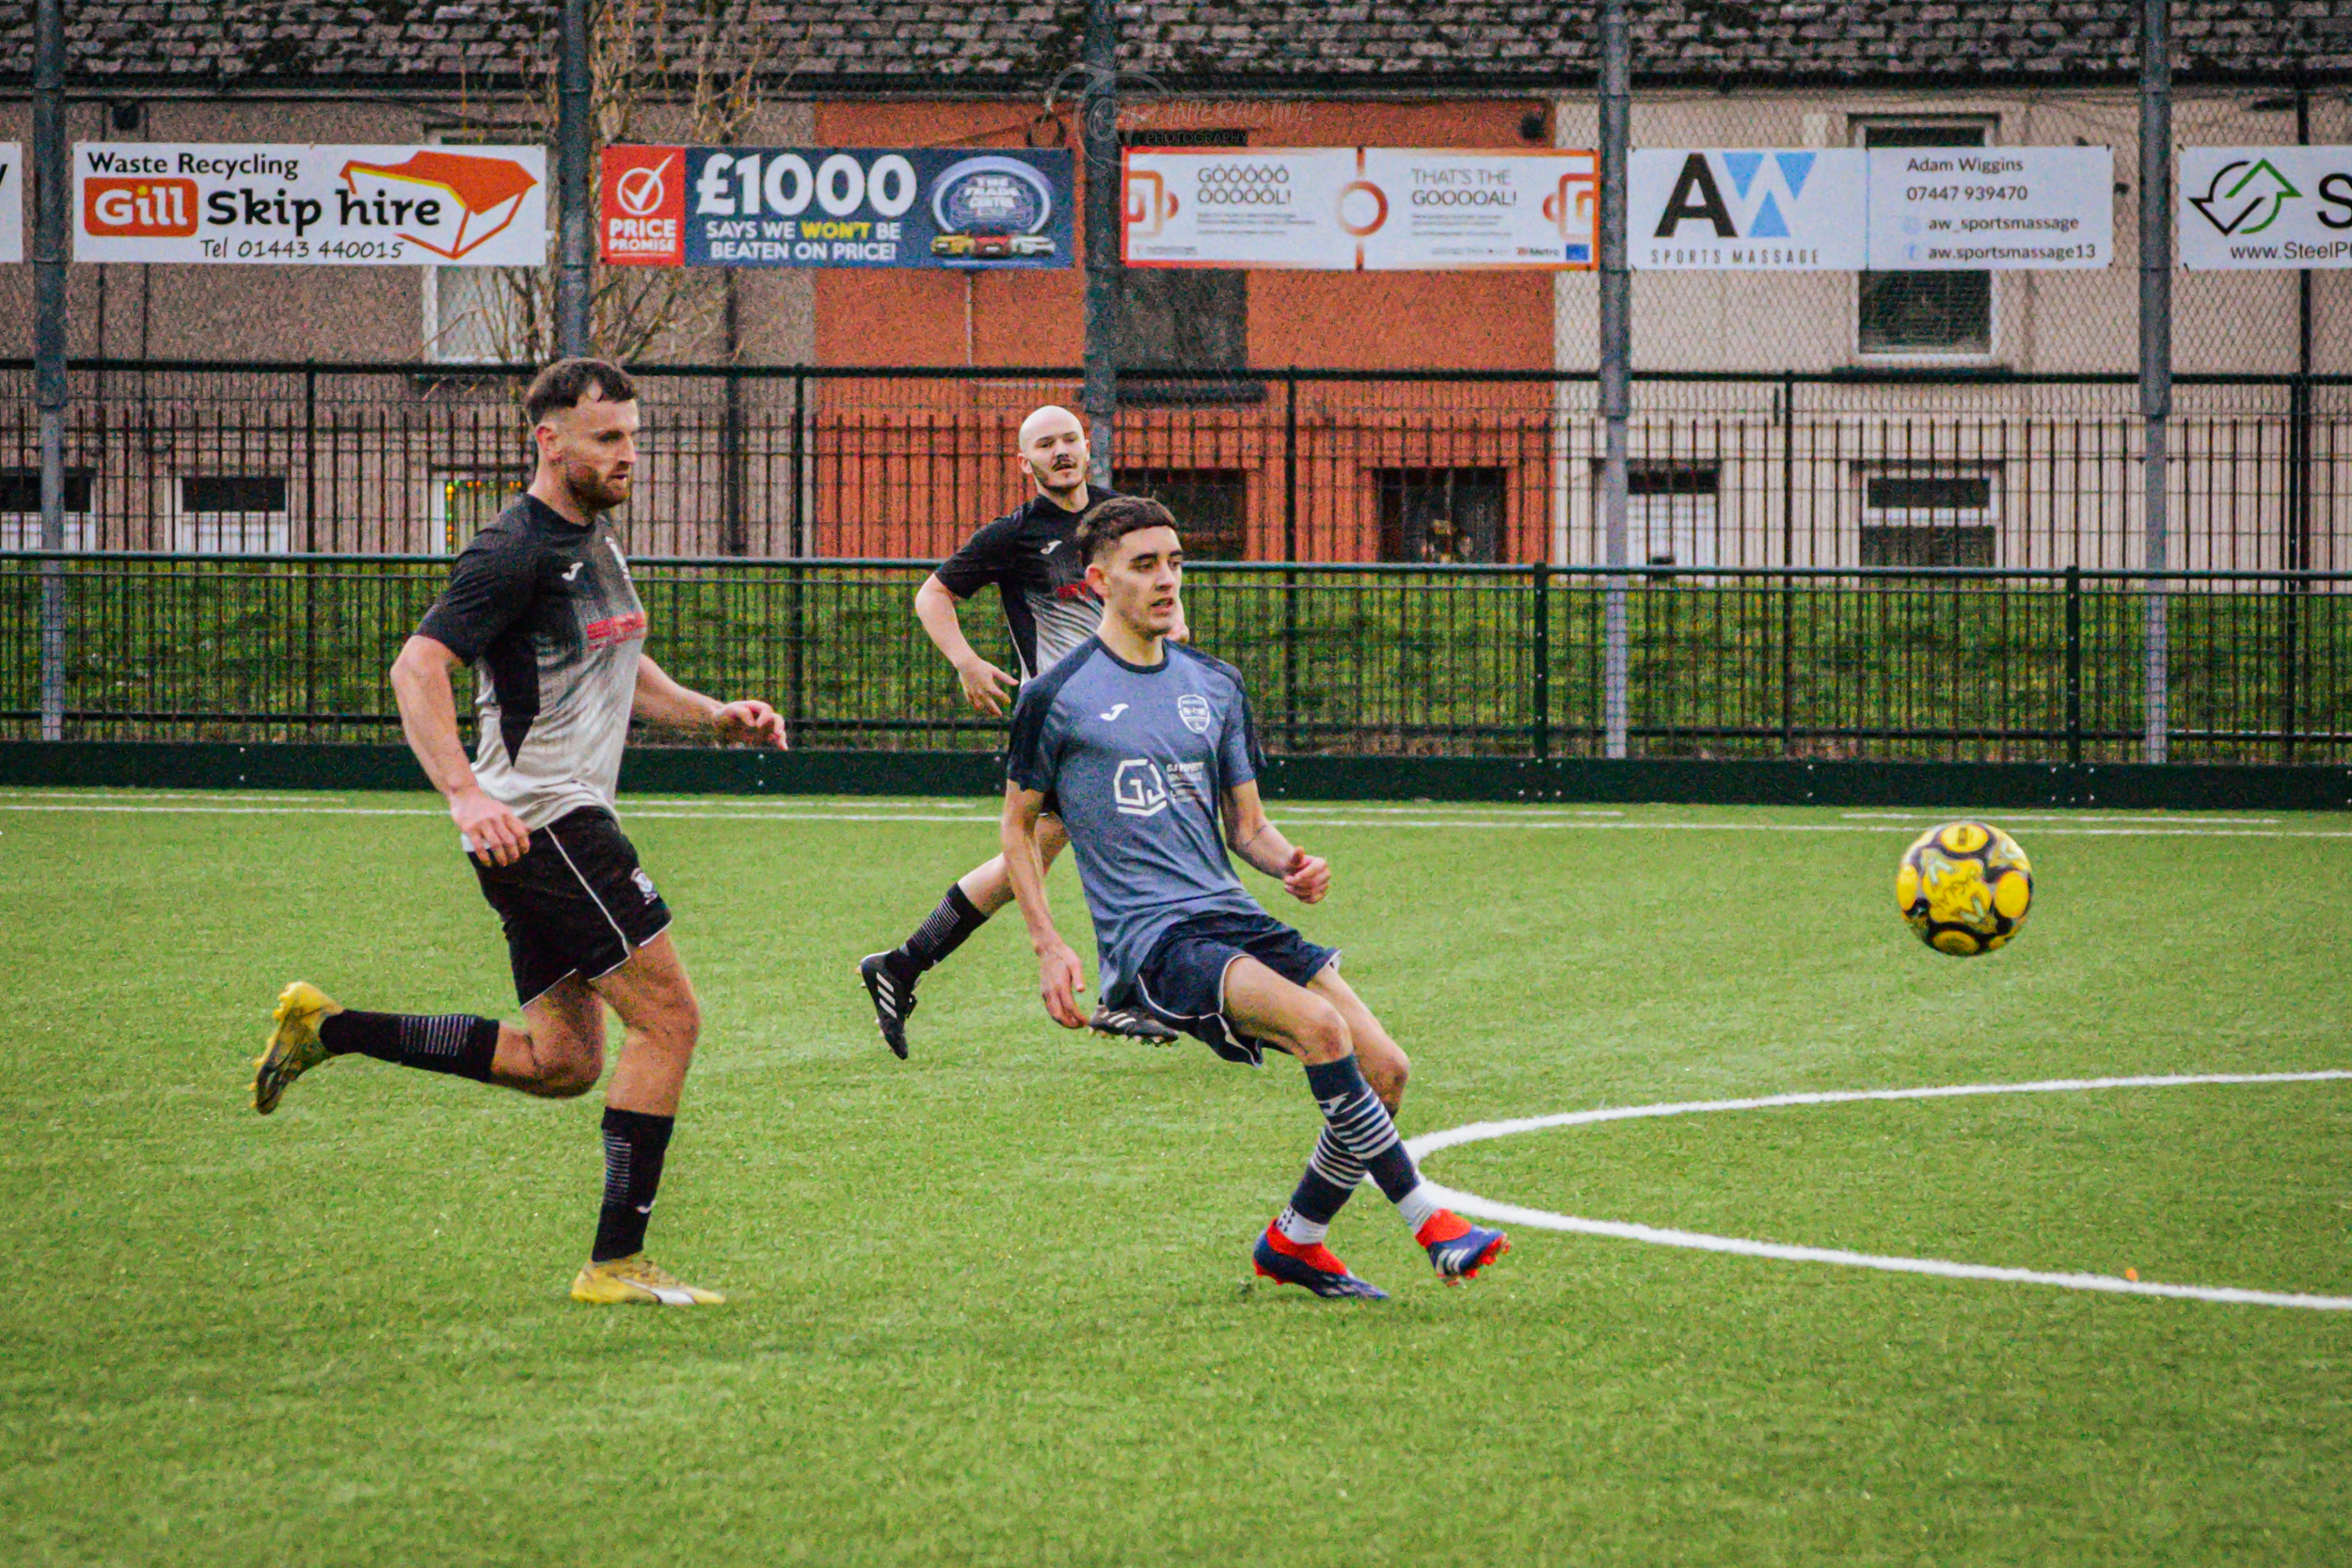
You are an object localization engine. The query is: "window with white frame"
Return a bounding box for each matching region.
[1860,470,1998,567]
[0,469,96,550]
[1856,120,1995,358]
[177,475,291,553]
[1626,462,1722,570]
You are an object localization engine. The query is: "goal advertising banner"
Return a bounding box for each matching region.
[1631,148,2111,270]
[599,146,1073,268]
[1121,148,1597,270]
[2179,148,2352,269]
[0,145,21,264]
[72,144,547,264]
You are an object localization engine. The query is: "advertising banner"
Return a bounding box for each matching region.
[601,146,1073,268]
[0,145,20,264]
[72,144,546,264]
[1630,149,1867,270]
[1864,146,2112,270]
[2179,147,2352,269]
[1122,148,1596,270]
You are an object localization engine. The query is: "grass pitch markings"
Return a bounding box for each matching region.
[1408,1070,2352,1312]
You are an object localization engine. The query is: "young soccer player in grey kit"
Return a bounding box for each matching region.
[999,497,1511,1298]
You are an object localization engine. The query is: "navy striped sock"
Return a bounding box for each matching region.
[318,1010,500,1082]
[1279,1130,1365,1242]
[1302,1055,1438,1226]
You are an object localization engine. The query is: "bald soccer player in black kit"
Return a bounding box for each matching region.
[858,404,1183,1058]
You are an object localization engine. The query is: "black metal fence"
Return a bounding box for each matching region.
[4,552,2345,765]
[2,361,2346,573]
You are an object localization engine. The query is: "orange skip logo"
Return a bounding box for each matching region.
[336,150,538,261]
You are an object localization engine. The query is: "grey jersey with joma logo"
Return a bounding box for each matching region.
[1007,637,1265,1004]
[417,495,647,833]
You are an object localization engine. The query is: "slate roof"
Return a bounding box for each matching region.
[3,3,2344,92]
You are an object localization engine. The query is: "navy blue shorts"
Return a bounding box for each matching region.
[1130,908,1339,1067]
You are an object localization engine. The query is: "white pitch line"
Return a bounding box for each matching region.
[1842,812,2283,827]
[1406,1070,2352,1311]
[5,801,2350,838]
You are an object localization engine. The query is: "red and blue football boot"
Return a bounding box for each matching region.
[1251,1224,1390,1301]
[1417,1211,1511,1284]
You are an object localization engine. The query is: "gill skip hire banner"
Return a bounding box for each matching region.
[2178,148,2352,269]
[600,146,1073,268]
[72,144,546,264]
[1121,148,1597,270]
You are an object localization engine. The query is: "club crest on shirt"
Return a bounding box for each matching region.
[1113,757,1170,818]
[1177,693,1213,734]
[631,868,657,901]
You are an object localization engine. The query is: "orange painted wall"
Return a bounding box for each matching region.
[808,97,1561,559]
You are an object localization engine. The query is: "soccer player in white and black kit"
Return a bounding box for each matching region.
[251,358,784,1307]
[857,404,1181,1056]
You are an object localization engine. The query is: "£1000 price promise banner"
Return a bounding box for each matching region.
[1123,147,1596,270]
[72,144,546,264]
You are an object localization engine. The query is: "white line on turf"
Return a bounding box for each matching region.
[5,802,2348,837]
[1842,812,2283,826]
[1405,1071,2352,1311]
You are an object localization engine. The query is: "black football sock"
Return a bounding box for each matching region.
[317,1010,500,1082]
[591,1106,675,1262]
[894,881,990,976]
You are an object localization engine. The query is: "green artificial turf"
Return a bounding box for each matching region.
[1,792,2346,1566]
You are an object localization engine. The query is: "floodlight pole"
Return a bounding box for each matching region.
[555,0,593,357]
[34,0,68,741]
[2138,0,2171,762]
[1598,0,1631,760]
[1080,0,1120,485]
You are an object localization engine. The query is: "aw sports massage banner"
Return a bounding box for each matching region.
[1122,148,1597,270]
[1630,147,2113,271]
[72,144,546,264]
[600,146,1073,268]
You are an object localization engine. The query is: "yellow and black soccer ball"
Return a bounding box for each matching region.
[1896,821,2033,957]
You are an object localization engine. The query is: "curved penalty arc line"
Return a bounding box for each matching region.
[1404,1070,2352,1311]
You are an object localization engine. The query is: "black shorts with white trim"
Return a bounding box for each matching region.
[470,806,673,1005]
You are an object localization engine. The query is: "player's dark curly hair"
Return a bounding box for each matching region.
[524,357,639,426]
[1074,495,1181,562]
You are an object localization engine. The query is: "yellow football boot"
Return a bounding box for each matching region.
[569,1255,726,1307]
[253,980,343,1115]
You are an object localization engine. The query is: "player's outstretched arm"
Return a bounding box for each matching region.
[1221,781,1330,904]
[389,633,532,866]
[916,574,1017,717]
[631,655,787,748]
[1002,783,1088,1027]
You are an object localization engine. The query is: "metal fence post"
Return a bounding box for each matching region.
[1282,365,1300,752]
[555,0,593,356]
[2065,564,2083,766]
[722,362,746,556]
[1080,0,1120,484]
[2138,0,2171,763]
[789,366,807,555]
[1598,0,1632,761]
[33,0,68,741]
[1531,561,1551,761]
[1778,372,1796,753]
